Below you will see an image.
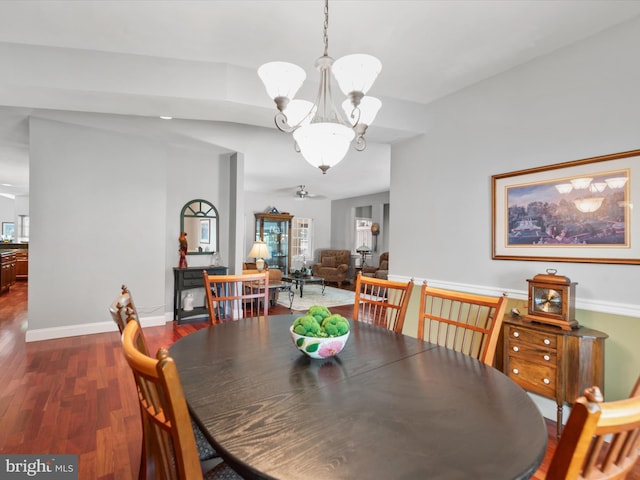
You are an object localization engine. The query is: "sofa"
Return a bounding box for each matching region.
[362,252,389,280]
[312,250,350,287]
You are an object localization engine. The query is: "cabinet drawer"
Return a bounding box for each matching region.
[508,357,557,398]
[507,342,557,365]
[507,325,557,349]
[183,270,205,280]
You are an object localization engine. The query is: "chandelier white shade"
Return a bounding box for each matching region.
[293,122,355,173]
[258,0,381,173]
[574,197,604,213]
[332,54,382,97]
[570,177,593,189]
[285,100,316,127]
[605,177,628,189]
[342,96,382,127]
[555,183,573,194]
[258,62,306,109]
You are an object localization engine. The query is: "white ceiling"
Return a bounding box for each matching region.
[1,0,639,200]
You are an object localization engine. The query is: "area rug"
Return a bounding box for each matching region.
[277,285,355,311]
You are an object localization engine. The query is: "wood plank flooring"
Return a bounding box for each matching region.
[1,281,638,479]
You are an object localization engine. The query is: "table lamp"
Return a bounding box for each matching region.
[248,241,271,272]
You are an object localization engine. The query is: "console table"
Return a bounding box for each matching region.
[173,266,228,323]
[496,315,608,437]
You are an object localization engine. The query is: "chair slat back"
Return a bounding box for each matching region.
[122,320,204,480]
[418,283,507,365]
[203,272,269,325]
[545,380,640,480]
[109,284,149,355]
[353,273,413,333]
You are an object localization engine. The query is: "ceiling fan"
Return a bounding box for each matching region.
[296,185,310,199]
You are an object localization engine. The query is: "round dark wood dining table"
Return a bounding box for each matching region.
[169,314,548,480]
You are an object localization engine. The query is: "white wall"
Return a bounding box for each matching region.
[164,144,230,314]
[28,117,168,340]
[391,16,640,400]
[392,16,640,306]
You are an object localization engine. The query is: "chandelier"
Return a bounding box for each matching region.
[258,0,382,173]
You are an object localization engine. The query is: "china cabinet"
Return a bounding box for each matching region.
[255,212,293,274]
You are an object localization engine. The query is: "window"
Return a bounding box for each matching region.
[355,217,373,252]
[291,218,313,268]
[18,215,29,242]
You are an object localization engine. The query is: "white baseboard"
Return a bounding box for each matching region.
[25,315,168,342]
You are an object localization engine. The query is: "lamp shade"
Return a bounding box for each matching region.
[248,241,271,259]
[570,177,593,190]
[285,99,316,127]
[574,197,604,213]
[332,54,381,96]
[555,183,573,194]
[258,62,306,100]
[605,177,628,189]
[342,96,382,126]
[293,122,355,171]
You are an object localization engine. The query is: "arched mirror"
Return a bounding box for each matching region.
[180,199,219,255]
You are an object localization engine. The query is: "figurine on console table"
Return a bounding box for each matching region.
[178,231,188,268]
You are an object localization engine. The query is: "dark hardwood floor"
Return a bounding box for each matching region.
[1,281,637,479]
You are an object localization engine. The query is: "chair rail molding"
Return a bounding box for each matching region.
[390,274,640,319]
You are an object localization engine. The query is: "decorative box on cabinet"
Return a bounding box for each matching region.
[255,212,293,274]
[497,316,607,437]
[0,251,16,294]
[173,266,228,323]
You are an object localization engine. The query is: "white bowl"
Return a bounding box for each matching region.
[289,326,350,359]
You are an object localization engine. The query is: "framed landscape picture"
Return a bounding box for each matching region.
[492,149,640,264]
[199,218,210,244]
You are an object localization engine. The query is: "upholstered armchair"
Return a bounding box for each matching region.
[362,252,389,280]
[312,250,350,287]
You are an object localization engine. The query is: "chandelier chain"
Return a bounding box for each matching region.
[322,0,329,57]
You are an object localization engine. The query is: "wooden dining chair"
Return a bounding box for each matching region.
[109,285,218,469]
[539,378,640,480]
[353,273,414,333]
[203,271,269,325]
[121,320,241,480]
[418,282,508,365]
[110,284,150,351]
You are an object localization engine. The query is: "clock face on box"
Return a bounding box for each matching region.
[533,288,563,314]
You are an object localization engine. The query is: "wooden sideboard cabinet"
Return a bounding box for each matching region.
[0,251,16,294]
[173,265,228,324]
[496,316,608,437]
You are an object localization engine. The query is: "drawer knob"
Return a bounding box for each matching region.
[543,354,550,361]
[513,331,520,338]
[513,346,519,352]
[544,339,551,345]
[543,378,550,384]
[512,368,519,375]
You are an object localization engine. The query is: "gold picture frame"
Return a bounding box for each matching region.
[492,149,639,264]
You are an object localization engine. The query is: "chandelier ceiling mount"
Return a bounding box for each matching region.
[258,0,382,173]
